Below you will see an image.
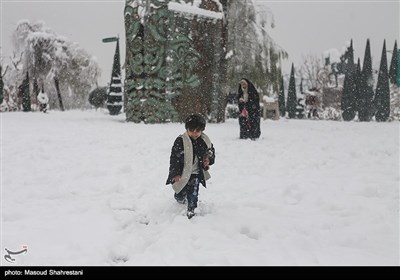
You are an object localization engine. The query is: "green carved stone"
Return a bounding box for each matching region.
[124,0,201,123]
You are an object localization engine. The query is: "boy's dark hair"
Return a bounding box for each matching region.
[185,113,206,131]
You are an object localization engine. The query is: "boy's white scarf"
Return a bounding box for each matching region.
[172,131,212,194]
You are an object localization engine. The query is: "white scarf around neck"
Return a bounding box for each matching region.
[172,131,212,194]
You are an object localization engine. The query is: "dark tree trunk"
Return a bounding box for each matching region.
[0,66,4,105]
[22,71,31,112]
[54,76,64,111]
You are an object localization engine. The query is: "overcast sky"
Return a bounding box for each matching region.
[1,0,399,85]
[266,0,399,77]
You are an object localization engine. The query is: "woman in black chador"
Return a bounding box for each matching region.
[237,78,261,140]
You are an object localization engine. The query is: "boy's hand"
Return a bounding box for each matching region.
[173,175,181,183]
[203,157,210,169]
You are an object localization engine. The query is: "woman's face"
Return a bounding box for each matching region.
[240,80,248,90]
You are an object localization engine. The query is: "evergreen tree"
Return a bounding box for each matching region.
[286,63,297,118]
[107,39,123,115]
[347,39,354,66]
[278,75,285,117]
[389,40,398,85]
[341,40,357,121]
[89,87,107,109]
[358,39,374,122]
[341,73,356,121]
[374,40,390,122]
[22,71,31,112]
[354,58,362,115]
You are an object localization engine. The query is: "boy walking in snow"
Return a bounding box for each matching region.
[166,113,215,219]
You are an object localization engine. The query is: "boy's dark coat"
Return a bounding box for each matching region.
[166,135,215,188]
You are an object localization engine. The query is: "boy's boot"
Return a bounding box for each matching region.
[187,207,195,219]
[174,193,186,204]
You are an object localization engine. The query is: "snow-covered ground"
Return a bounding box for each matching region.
[1,110,399,266]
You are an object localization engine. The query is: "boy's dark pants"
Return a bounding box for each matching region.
[174,175,200,209]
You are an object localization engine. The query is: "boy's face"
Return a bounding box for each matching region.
[187,128,202,140]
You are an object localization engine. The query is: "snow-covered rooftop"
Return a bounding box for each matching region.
[168,1,223,19]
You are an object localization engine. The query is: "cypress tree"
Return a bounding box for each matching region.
[358,39,374,122]
[107,39,123,115]
[348,39,354,65]
[341,40,357,121]
[22,72,31,112]
[278,75,286,117]
[388,40,398,85]
[374,40,390,122]
[354,58,362,115]
[341,70,357,121]
[286,63,297,119]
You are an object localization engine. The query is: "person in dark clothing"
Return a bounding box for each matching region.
[166,113,216,219]
[37,89,49,113]
[237,78,261,140]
